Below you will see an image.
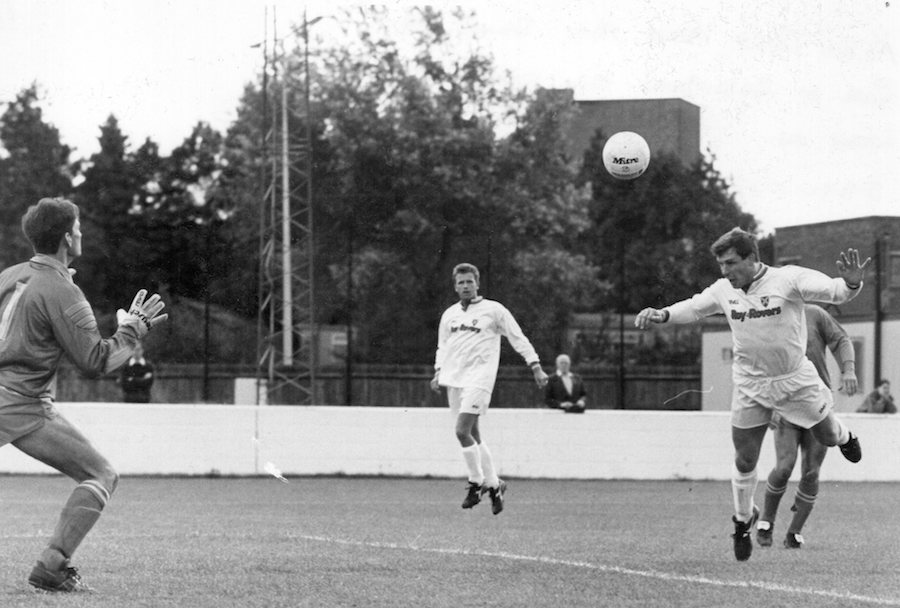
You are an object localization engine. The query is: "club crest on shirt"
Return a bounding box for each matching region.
[760,296,770,307]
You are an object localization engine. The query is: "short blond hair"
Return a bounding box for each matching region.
[452,263,480,283]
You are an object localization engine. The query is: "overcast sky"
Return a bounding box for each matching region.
[1,0,898,232]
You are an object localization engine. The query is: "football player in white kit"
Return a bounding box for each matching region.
[756,303,858,550]
[431,263,549,514]
[634,228,869,562]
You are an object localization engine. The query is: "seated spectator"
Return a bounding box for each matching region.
[119,343,155,403]
[544,354,587,413]
[856,380,896,413]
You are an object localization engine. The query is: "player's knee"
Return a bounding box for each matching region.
[78,466,117,510]
[818,428,840,446]
[811,419,841,446]
[96,463,119,497]
[799,468,820,487]
[734,452,758,473]
[770,464,792,485]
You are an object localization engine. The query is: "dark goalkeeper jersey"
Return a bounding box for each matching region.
[0,254,140,406]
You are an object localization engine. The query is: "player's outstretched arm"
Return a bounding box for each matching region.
[835,248,871,287]
[634,307,667,329]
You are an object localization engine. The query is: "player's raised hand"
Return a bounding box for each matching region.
[836,248,871,288]
[118,289,168,336]
[634,307,665,329]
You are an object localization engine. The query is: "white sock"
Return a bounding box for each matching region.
[732,464,758,522]
[478,443,500,489]
[461,444,484,485]
[836,419,851,445]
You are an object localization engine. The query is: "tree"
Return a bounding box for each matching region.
[307,6,515,362]
[489,88,601,356]
[299,7,605,363]
[74,115,156,308]
[127,122,228,303]
[581,138,759,315]
[0,85,73,266]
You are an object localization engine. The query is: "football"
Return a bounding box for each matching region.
[602,131,651,180]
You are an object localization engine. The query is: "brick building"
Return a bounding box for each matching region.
[548,89,701,166]
[701,216,900,412]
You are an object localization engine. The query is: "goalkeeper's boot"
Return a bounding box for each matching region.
[485,479,507,515]
[839,433,861,463]
[28,561,91,593]
[756,520,773,547]
[784,532,804,549]
[732,505,759,561]
[461,482,483,509]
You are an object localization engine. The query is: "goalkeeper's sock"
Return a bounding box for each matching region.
[461,444,484,486]
[41,481,110,570]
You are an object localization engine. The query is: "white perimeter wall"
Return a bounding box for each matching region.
[1,404,898,481]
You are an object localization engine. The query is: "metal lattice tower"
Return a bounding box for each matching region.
[256,9,317,405]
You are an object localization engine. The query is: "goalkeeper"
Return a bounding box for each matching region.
[0,198,167,593]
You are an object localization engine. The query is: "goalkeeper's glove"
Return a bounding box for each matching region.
[117,289,168,339]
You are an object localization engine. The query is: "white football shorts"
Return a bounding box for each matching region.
[447,386,492,416]
[731,358,833,430]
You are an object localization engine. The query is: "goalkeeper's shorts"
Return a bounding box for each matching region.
[0,399,58,447]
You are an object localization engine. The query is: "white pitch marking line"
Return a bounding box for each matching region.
[294,533,900,607]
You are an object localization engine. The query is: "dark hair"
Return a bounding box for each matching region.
[22,198,79,254]
[452,263,480,283]
[879,379,890,387]
[710,227,759,260]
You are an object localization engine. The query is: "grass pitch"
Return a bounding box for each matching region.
[1,476,898,607]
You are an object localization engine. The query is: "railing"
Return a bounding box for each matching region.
[55,363,701,410]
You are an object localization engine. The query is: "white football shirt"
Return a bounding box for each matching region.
[434,298,540,392]
[665,265,860,378]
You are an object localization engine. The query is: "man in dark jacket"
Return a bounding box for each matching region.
[120,343,155,403]
[544,354,587,413]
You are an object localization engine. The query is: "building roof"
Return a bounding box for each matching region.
[549,90,702,166]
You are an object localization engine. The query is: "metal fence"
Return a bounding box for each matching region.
[56,363,702,410]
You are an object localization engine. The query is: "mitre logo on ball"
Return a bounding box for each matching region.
[602,131,651,180]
